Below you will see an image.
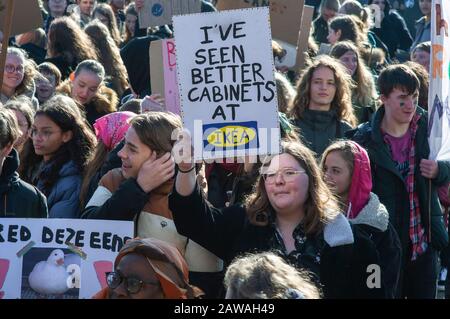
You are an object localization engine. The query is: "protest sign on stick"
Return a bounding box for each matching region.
[0,0,43,92]
[296,5,315,71]
[0,218,133,299]
[173,8,280,161]
[215,0,304,71]
[150,38,181,114]
[0,0,42,36]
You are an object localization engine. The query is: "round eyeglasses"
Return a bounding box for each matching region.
[106,271,160,295]
[261,168,306,184]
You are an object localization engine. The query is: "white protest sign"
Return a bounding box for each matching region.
[0,219,133,299]
[173,8,280,161]
[138,0,202,28]
[215,0,305,71]
[428,0,450,161]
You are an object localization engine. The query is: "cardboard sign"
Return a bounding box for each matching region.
[150,38,181,114]
[295,5,315,71]
[138,0,202,28]
[0,0,43,36]
[215,0,304,46]
[428,0,450,161]
[0,219,133,299]
[173,8,280,160]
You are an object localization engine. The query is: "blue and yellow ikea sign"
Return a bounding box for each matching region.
[202,121,259,150]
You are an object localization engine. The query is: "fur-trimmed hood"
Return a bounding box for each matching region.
[349,192,389,232]
[56,80,118,114]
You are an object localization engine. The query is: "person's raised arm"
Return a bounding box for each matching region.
[173,129,197,196]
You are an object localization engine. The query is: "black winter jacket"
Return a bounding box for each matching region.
[347,106,450,254]
[0,149,48,218]
[349,193,402,298]
[170,183,385,298]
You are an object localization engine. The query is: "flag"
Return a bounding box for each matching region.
[428,0,450,161]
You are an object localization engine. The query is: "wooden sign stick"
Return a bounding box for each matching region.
[0,0,15,94]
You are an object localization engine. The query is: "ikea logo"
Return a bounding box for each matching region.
[203,121,259,150]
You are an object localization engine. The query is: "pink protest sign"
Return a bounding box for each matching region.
[150,39,181,115]
[163,39,181,115]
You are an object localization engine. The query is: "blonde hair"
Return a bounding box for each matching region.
[288,55,357,127]
[224,252,322,299]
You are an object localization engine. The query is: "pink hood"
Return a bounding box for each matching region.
[347,141,372,219]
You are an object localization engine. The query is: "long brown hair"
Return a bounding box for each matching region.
[329,15,367,45]
[288,55,357,127]
[80,141,108,207]
[330,41,378,109]
[122,2,137,45]
[245,140,340,237]
[85,20,129,97]
[35,95,97,194]
[93,3,122,46]
[47,16,98,66]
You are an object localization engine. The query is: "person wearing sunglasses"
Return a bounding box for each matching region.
[93,237,203,299]
[170,138,383,298]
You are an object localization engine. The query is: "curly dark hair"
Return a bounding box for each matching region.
[35,94,96,195]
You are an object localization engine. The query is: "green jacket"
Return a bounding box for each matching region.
[347,106,450,253]
[0,149,48,218]
[292,108,353,157]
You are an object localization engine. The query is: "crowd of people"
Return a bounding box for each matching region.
[0,0,449,299]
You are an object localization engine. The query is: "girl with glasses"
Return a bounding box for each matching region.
[171,138,383,298]
[1,48,37,106]
[31,94,96,218]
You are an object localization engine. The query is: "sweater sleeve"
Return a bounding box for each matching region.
[169,181,247,260]
[81,178,149,220]
[434,161,450,186]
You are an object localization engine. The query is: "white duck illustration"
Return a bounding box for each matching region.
[28,249,69,296]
